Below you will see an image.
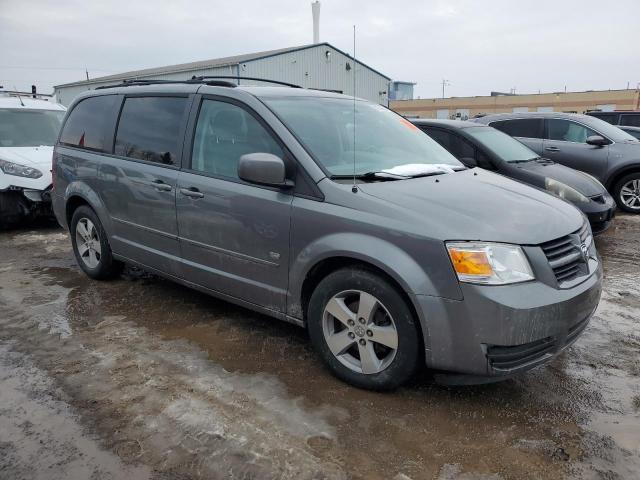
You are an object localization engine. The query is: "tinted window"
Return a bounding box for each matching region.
[191,100,283,179]
[264,97,461,176]
[466,127,538,162]
[590,113,618,125]
[547,119,597,143]
[114,96,188,165]
[0,109,64,147]
[60,95,118,151]
[620,114,640,127]
[423,128,451,150]
[490,118,544,139]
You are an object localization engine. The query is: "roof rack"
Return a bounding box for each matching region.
[191,76,302,88]
[94,76,303,91]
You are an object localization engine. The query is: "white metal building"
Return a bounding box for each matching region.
[53,43,391,106]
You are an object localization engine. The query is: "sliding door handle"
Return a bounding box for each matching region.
[545,146,560,152]
[179,187,204,199]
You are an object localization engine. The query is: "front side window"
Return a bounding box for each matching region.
[60,95,118,151]
[264,97,461,176]
[547,119,597,143]
[466,127,538,162]
[191,99,283,179]
[114,96,188,165]
[0,109,64,147]
[490,118,544,139]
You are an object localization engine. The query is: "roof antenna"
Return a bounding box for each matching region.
[351,24,357,194]
[13,86,24,107]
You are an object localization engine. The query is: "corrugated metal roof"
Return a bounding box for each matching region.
[55,43,390,89]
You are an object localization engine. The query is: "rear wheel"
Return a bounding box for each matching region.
[614,172,640,213]
[307,268,421,390]
[70,206,122,279]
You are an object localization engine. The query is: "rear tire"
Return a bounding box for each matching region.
[307,268,421,391]
[613,172,640,213]
[70,206,122,280]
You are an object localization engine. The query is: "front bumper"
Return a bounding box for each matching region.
[413,260,602,379]
[582,194,616,235]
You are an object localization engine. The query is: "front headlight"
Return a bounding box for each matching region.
[545,178,589,204]
[446,242,534,285]
[0,159,43,179]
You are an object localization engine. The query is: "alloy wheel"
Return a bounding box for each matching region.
[620,179,640,210]
[322,290,398,375]
[75,218,102,269]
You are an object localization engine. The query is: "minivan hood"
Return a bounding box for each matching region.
[0,146,54,168]
[514,159,605,197]
[358,169,584,245]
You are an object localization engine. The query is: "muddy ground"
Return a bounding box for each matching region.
[0,216,638,480]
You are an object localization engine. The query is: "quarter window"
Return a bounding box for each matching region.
[191,99,283,179]
[59,95,119,152]
[490,118,544,139]
[547,119,598,143]
[114,96,188,166]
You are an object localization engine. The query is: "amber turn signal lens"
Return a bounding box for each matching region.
[448,248,493,276]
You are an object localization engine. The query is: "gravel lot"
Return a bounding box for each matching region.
[0,215,639,479]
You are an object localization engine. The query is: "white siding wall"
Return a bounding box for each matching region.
[54,45,390,106]
[243,45,389,104]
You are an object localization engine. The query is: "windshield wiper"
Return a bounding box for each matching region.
[330,171,409,181]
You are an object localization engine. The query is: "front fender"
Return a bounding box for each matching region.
[287,232,462,320]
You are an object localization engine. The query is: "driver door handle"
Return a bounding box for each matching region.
[150,179,173,191]
[180,187,204,199]
[545,146,560,152]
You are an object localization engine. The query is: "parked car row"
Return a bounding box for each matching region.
[411,119,617,234]
[470,112,640,213]
[0,93,66,226]
[51,79,602,390]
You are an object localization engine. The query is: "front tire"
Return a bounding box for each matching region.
[307,268,421,390]
[70,206,122,280]
[613,172,640,213]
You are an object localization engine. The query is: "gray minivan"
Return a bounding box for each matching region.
[52,80,602,390]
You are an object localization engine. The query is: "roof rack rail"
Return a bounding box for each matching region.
[191,76,302,88]
[95,78,237,90]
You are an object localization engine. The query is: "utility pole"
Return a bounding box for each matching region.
[441,79,451,99]
[85,69,90,81]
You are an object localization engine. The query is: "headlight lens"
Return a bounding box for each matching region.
[0,159,43,178]
[446,242,534,285]
[545,178,589,204]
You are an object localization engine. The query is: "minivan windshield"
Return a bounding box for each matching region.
[264,97,462,176]
[466,126,539,163]
[0,109,65,147]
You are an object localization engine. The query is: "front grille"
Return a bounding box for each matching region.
[540,223,591,284]
[487,337,556,371]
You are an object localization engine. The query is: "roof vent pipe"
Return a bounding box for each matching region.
[312,1,320,44]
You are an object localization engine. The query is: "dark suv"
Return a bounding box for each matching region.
[586,110,640,128]
[472,113,640,213]
[51,80,602,390]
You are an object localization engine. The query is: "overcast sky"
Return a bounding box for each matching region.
[2,0,639,99]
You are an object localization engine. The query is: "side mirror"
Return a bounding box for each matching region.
[238,153,293,188]
[460,156,478,167]
[586,135,608,147]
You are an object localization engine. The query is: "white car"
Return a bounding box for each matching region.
[0,93,66,226]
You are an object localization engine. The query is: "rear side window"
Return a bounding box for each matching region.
[590,113,618,125]
[547,119,597,143]
[620,114,640,127]
[490,118,544,139]
[114,96,188,166]
[59,95,118,152]
[424,128,474,159]
[423,128,451,150]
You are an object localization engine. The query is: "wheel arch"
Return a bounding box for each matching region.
[605,163,640,190]
[63,182,113,234]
